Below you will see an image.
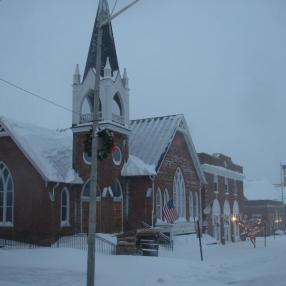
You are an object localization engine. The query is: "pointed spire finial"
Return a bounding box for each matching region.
[73,64,81,85]
[83,0,119,81]
[122,68,129,89]
[104,57,112,78]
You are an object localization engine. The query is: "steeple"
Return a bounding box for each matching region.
[83,0,119,81]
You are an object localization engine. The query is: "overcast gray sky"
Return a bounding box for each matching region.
[0,0,286,183]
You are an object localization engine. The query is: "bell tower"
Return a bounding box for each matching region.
[72,0,130,233]
[72,0,130,131]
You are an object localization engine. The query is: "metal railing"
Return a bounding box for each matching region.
[80,112,102,123]
[141,221,173,251]
[53,233,116,255]
[0,238,38,249]
[0,233,116,256]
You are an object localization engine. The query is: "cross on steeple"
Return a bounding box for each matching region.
[83,0,119,81]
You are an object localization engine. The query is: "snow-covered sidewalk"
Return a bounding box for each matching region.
[0,235,286,286]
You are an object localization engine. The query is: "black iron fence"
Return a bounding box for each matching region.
[52,233,116,255]
[0,233,116,256]
[0,238,38,249]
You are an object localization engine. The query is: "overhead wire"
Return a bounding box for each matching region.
[110,0,118,16]
[0,77,79,116]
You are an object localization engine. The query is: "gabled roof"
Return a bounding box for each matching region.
[122,114,206,183]
[0,117,82,184]
[83,0,119,81]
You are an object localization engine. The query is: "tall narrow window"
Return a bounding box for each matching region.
[224,178,229,194]
[81,180,101,201]
[173,168,186,219]
[111,180,122,199]
[0,162,13,226]
[61,188,70,227]
[213,175,218,193]
[193,192,199,219]
[163,189,169,207]
[189,192,193,219]
[156,189,162,221]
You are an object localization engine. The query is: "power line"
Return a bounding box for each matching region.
[0,77,78,115]
[111,0,118,16]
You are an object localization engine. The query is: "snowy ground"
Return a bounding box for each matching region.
[0,234,286,286]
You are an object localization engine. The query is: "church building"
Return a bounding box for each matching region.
[0,0,206,245]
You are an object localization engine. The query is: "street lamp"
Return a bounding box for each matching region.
[86,1,142,286]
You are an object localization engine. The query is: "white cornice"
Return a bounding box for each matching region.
[72,121,130,135]
[201,163,244,181]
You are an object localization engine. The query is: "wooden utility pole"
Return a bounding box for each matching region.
[86,1,142,285]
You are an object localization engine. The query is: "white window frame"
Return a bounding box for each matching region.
[81,179,101,202]
[61,188,70,227]
[163,189,169,222]
[0,162,14,227]
[112,146,122,166]
[173,168,186,220]
[189,191,194,220]
[224,177,229,194]
[193,192,199,219]
[156,188,162,221]
[213,175,218,193]
[111,179,123,201]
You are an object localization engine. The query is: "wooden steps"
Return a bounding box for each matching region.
[116,229,160,256]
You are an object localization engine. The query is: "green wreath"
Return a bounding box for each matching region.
[84,128,114,161]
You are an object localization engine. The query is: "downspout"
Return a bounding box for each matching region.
[149,175,155,227]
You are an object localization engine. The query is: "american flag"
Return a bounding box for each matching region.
[163,199,177,224]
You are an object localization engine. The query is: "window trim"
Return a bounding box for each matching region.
[61,188,70,227]
[112,145,122,166]
[156,188,162,221]
[83,152,92,165]
[173,168,186,220]
[0,162,14,227]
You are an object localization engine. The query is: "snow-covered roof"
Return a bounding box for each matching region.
[244,179,282,201]
[121,155,156,176]
[0,117,82,184]
[123,114,206,182]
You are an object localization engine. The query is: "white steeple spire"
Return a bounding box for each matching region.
[73,64,81,85]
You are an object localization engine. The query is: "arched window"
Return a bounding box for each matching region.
[212,199,221,241]
[112,93,123,116]
[173,168,186,219]
[0,162,13,225]
[232,200,240,241]
[61,188,70,226]
[223,200,231,242]
[163,189,169,222]
[156,189,162,221]
[189,192,193,219]
[163,189,169,207]
[111,180,122,198]
[81,180,101,201]
[80,91,102,123]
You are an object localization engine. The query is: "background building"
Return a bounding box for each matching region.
[198,153,244,244]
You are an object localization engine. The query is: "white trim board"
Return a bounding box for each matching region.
[202,164,244,181]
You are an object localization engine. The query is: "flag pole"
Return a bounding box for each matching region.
[280,162,285,231]
[197,219,203,261]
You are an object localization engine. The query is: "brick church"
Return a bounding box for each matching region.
[0,0,209,245]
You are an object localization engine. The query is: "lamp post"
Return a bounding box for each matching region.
[86,1,142,286]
